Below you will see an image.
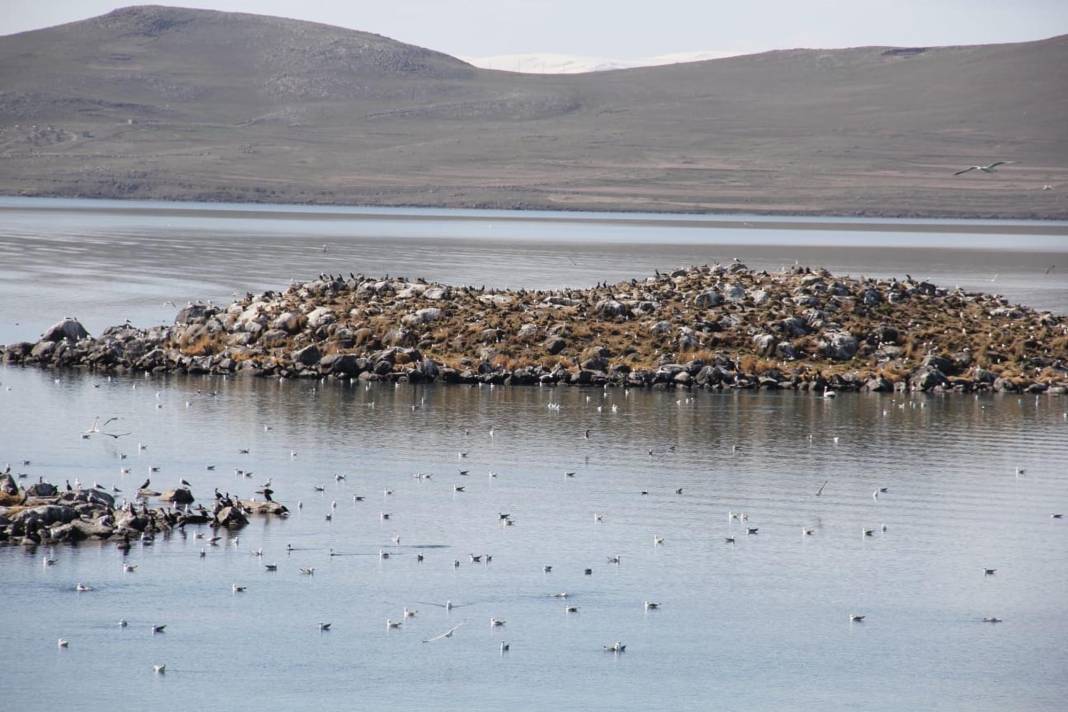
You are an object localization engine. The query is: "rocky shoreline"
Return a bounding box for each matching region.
[0,472,286,548]
[3,264,1066,394]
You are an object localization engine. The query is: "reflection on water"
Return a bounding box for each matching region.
[1,367,1066,712]
[0,198,1065,346]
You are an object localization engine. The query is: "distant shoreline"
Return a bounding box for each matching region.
[3,193,1067,235]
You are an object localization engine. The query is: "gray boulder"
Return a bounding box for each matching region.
[293,344,322,367]
[41,318,90,343]
[694,291,723,308]
[820,331,858,361]
[544,336,566,355]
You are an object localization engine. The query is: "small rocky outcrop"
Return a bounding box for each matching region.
[3,265,1065,395]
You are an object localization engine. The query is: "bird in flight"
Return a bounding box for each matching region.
[954,161,1013,175]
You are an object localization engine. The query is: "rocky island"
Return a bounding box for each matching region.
[3,264,1066,394]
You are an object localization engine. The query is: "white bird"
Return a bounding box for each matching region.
[57,638,69,648]
[422,624,464,643]
[119,619,128,628]
[386,619,402,630]
[954,161,1013,175]
[152,624,166,634]
[490,617,506,627]
[153,664,166,674]
[319,622,331,631]
[75,583,93,592]
[644,601,660,611]
[850,614,865,622]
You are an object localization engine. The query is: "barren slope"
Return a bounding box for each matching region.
[1,5,1066,217]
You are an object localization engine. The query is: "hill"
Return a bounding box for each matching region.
[1,5,1066,218]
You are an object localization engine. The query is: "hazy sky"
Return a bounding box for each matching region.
[3,1,1067,58]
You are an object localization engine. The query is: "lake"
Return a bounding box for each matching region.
[1,198,1067,711]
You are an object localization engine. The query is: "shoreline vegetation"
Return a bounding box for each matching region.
[3,264,1066,394]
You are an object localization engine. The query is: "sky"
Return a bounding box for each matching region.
[3,0,1067,60]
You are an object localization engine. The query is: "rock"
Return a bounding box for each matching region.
[174,304,212,324]
[321,353,359,376]
[383,328,416,347]
[544,335,566,355]
[293,344,322,367]
[648,320,672,336]
[0,473,19,497]
[423,286,450,300]
[402,308,442,326]
[306,307,336,329]
[270,311,305,334]
[214,506,249,530]
[30,341,57,360]
[861,288,883,306]
[724,284,747,302]
[864,376,893,392]
[516,323,539,341]
[694,291,723,308]
[12,505,77,526]
[161,488,194,505]
[913,367,948,391]
[25,482,57,497]
[820,331,858,361]
[41,318,89,343]
[595,300,630,318]
[752,333,777,356]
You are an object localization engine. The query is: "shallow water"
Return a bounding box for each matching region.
[1,199,1067,711]
[1,369,1067,712]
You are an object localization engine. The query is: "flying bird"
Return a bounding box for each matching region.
[954,161,1013,175]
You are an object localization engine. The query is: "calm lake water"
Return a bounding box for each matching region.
[1,198,1067,712]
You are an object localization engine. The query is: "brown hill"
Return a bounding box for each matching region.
[1,5,1066,217]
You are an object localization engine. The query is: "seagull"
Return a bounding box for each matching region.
[850,614,865,622]
[724,537,736,544]
[984,568,997,576]
[299,567,316,575]
[265,564,277,572]
[152,625,166,634]
[386,619,402,630]
[319,623,332,631]
[123,563,137,573]
[75,583,93,592]
[747,528,759,535]
[552,592,570,598]
[423,624,463,643]
[982,617,1003,624]
[863,528,874,537]
[153,664,166,674]
[57,638,69,648]
[604,642,626,653]
[802,528,815,536]
[954,161,1013,175]
[543,565,553,573]
[490,618,506,628]
[565,604,579,614]
[644,601,660,611]
[500,642,510,653]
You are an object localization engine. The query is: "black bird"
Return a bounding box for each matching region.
[139,478,150,490]
[180,479,191,487]
[65,480,73,492]
[263,488,274,502]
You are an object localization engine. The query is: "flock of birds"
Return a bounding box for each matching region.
[7,371,1067,677]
